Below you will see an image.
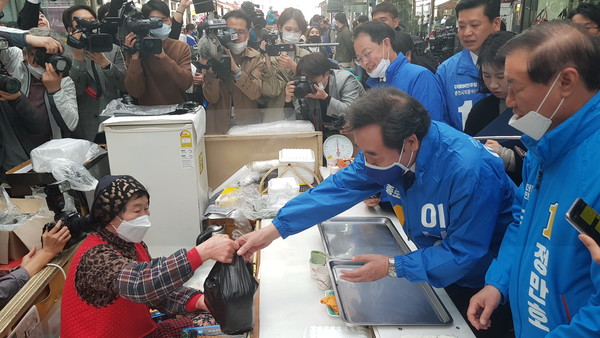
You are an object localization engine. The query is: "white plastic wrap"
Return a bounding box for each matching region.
[100,98,179,117]
[31,139,105,172]
[247,159,280,173]
[30,139,104,191]
[100,99,202,117]
[267,177,300,209]
[49,159,99,191]
[227,120,315,135]
[0,188,34,231]
[230,210,254,240]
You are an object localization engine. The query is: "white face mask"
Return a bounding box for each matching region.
[281,31,301,44]
[508,73,564,140]
[27,64,45,79]
[150,23,171,41]
[228,40,247,55]
[367,44,390,80]
[112,215,151,243]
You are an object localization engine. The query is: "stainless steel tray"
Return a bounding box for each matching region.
[318,217,453,326]
[318,217,410,258]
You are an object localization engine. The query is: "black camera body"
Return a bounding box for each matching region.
[42,181,87,249]
[266,43,295,57]
[0,38,20,93]
[264,30,295,56]
[205,19,238,46]
[193,0,215,13]
[198,19,237,79]
[67,17,114,53]
[293,76,316,99]
[118,3,163,55]
[34,49,72,74]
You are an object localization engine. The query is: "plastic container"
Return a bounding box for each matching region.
[278,148,315,185]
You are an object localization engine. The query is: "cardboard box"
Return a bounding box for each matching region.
[0,198,51,264]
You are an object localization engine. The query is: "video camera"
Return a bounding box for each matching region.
[67,16,114,53]
[119,2,163,55]
[264,30,295,56]
[34,49,72,74]
[42,181,87,249]
[0,38,20,94]
[293,76,316,98]
[198,19,238,78]
[67,1,162,55]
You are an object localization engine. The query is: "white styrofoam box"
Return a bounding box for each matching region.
[278,148,315,185]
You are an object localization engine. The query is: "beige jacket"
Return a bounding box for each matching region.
[203,47,265,134]
[261,46,311,112]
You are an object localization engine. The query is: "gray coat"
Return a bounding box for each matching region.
[294,68,364,131]
[68,45,126,141]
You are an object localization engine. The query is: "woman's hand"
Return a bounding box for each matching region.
[194,234,239,263]
[284,81,295,102]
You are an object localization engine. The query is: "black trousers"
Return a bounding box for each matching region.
[445,283,515,338]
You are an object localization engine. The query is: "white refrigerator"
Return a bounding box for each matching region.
[101,111,208,256]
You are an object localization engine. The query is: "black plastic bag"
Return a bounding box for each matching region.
[203,255,259,335]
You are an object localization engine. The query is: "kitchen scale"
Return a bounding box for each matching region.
[323,134,353,161]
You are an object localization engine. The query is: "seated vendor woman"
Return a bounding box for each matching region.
[60,175,239,338]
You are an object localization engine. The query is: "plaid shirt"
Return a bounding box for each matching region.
[87,228,202,315]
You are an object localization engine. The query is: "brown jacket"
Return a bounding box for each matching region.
[203,47,265,134]
[125,38,193,105]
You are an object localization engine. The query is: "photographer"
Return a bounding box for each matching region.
[0,28,69,179]
[202,10,264,134]
[62,5,126,142]
[241,1,266,50]
[260,7,310,114]
[0,223,70,309]
[123,0,192,105]
[60,175,239,337]
[285,52,364,136]
[0,28,78,141]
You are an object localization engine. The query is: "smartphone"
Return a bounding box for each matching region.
[565,198,600,245]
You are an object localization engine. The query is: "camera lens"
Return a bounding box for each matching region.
[0,75,21,94]
[294,82,312,98]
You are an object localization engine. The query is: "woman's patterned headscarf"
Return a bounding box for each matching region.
[91,175,149,225]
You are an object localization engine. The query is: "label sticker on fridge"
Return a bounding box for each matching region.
[180,130,193,169]
[180,130,193,147]
[198,152,204,175]
[180,149,193,169]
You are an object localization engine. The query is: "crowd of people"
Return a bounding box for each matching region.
[1,0,600,337]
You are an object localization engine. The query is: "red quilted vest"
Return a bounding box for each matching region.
[60,234,157,338]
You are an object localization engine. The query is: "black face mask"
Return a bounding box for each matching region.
[308,35,321,43]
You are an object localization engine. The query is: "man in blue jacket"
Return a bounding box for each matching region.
[238,88,516,335]
[468,22,600,337]
[436,0,501,130]
[354,21,447,123]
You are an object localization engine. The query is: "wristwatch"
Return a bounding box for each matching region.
[388,256,396,277]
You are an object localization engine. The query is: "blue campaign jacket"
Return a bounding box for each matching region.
[367,54,448,124]
[436,49,488,131]
[273,121,515,288]
[485,91,600,337]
